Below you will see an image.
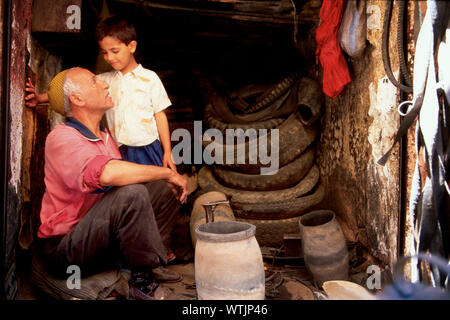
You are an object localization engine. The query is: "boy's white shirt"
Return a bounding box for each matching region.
[97,64,171,147]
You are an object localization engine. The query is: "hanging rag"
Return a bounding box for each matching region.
[338,0,367,58]
[315,0,352,98]
[378,0,450,287]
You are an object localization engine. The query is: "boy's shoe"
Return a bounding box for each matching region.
[152,266,183,283]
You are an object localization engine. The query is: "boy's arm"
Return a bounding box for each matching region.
[25,77,49,107]
[155,110,177,172]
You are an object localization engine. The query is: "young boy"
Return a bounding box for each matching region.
[26,15,177,172]
[26,15,178,262]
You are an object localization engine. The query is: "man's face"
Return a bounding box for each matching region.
[71,68,114,110]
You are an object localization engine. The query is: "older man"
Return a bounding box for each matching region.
[35,67,188,300]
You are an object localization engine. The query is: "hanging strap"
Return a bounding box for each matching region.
[378,1,450,287]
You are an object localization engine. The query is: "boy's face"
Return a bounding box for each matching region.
[98,36,137,73]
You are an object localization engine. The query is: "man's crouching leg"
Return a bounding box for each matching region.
[142,180,183,284]
[39,184,168,278]
[144,180,180,262]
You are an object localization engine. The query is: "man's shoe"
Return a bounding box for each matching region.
[128,271,160,300]
[128,270,182,300]
[129,283,176,300]
[152,266,183,283]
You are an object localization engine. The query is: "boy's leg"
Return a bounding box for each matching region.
[38,184,167,278]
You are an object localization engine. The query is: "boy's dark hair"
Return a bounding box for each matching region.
[95,15,136,44]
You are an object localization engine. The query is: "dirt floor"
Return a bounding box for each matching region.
[14,247,373,301]
[162,259,318,300]
[15,261,315,300]
[13,210,375,300]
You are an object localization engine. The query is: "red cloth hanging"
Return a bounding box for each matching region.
[315,0,352,98]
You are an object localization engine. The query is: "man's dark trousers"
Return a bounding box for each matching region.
[37,180,179,278]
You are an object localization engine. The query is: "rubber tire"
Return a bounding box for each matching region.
[236,215,304,248]
[203,112,318,173]
[231,182,325,220]
[212,145,315,191]
[198,164,320,204]
[297,77,324,126]
[210,83,295,124]
[239,72,300,114]
[227,83,273,112]
[204,103,285,133]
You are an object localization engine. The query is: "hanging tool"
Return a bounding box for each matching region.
[202,200,230,223]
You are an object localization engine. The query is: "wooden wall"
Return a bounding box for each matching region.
[6,1,419,294]
[317,0,407,271]
[1,0,34,299]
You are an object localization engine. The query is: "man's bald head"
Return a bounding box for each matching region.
[63,68,85,116]
[63,68,113,116]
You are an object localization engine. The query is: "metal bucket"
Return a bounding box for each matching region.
[194,221,265,300]
[299,210,349,287]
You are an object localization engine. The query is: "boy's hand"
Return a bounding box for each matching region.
[25,77,49,107]
[163,152,178,173]
[25,78,38,108]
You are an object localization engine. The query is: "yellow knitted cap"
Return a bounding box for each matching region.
[47,69,69,115]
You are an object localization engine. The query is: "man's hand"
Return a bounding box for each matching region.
[25,78,48,107]
[166,170,188,204]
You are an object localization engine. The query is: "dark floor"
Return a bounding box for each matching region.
[15,261,315,300]
[13,203,374,300]
[14,246,374,301]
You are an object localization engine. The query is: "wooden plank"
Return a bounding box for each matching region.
[31,0,82,33]
[111,0,318,25]
[317,0,402,270]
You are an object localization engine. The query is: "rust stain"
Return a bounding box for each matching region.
[9,0,33,192]
[137,75,150,83]
[317,0,401,270]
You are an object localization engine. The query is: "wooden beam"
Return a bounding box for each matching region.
[32,0,83,33]
[110,0,318,25]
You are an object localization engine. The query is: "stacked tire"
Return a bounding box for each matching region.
[199,74,325,247]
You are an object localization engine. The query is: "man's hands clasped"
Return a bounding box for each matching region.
[166,169,188,204]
